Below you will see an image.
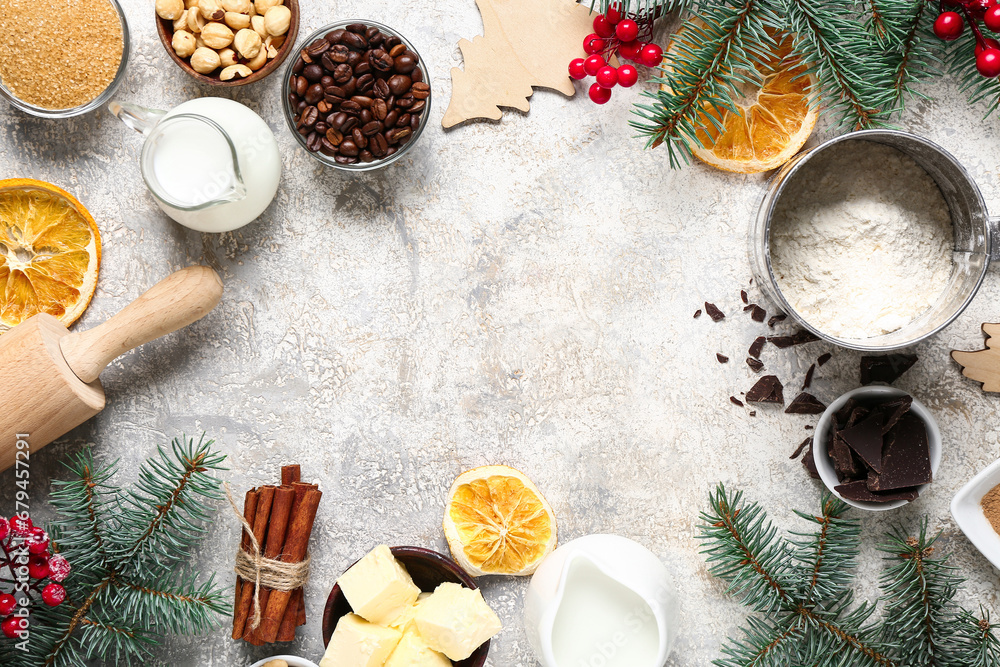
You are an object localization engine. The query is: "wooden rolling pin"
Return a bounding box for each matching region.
[0,266,223,472]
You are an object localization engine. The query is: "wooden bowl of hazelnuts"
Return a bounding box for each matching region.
[155,0,299,86]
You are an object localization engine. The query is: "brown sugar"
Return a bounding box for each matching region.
[0,0,124,110]
[981,483,1000,536]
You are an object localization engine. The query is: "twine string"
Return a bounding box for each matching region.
[225,483,311,631]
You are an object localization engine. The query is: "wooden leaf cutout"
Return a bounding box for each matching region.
[952,323,1000,392]
[443,0,595,128]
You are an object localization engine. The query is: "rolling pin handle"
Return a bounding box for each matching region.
[59,266,223,384]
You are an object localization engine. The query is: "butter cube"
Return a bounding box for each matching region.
[389,592,431,633]
[320,613,402,667]
[414,583,502,661]
[338,545,421,625]
[385,628,452,667]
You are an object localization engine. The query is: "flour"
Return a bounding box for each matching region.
[769,141,954,339]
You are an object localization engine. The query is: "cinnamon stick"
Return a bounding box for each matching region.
[275,482,316,640]
[281,465,300,485]
[231,488,259,640]
[257,488,322,642]
[232,485,275,640]
[244,486,296,643]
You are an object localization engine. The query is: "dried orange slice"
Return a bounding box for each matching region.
[443,465,557,577]
[663,34,817,173]
[0,179,101,332]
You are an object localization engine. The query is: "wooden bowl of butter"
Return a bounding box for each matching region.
[322,545,496,667]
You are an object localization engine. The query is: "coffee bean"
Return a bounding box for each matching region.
[396,94,415,109]
[305,83,324,105]
[388,44,406,58]
[300,106,319,128]
[293,58,305,74]
[330,111,348,129]
[396,113,411,128]
[369,133,388,157]
[372,78,390,99]
[386,146,398,156]
[339,139,359,156]
[410,114,420,130]
[411,67,423,83]
[346,23,367,34]
[384,35,401,50]
[342,31,367,51]
[334,63,353,84]
[306,132,323,152]
[354,61,371,76]
[410,100,427,115]
[320,75,335,89]
[297,125,310,137]
[342,78,358,96]
[352,128,367,149]
[334,154,357,164]
[340,100,362,115]
[346,50,363,68]
[389,127,411,144]
[299,50,313,65]
[411,82,430,100]
[384,109,399,128]
[307,38,331,57]
[320,138,338,156]
[325,93,345,105]
[360,150,374,162]
[327,44,350,63]
[315,121,329,135]
[351,95,373,108]
[317,100,332,114]
[370,49,394,73]
[361,120,382,136]
[341,116,359,133]
[296,100,307,113]
[288,92,300,107]
[295,76,308,96]
[325,84,348,98]
[388,74,411,96]
[373,99,388,120]
[356,74,375,94]
[326,128,343,145]
[325,29,346,44]
[366,27,382,45]
[393,53,416,74]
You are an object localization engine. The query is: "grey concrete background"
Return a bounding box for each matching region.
[3,0,1000,665]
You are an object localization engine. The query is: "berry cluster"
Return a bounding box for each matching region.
[0,515,71,640]
[934,0,1000,77]
[568,5,664,104]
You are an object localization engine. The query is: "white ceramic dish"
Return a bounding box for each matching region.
[813,386,941,511]
[249,656,320,667]
[951,458,1000,571]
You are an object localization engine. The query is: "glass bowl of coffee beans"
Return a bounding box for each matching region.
[282,20,431,170]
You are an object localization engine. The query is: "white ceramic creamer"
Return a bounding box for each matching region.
[524,535,679,667]
[110,98,281,233]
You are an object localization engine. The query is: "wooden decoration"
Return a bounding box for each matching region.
[442,0,596,128]
[952,323,1000,392]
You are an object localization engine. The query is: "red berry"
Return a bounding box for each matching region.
[618,40,643,61]
[987,5,1000,31]
[47,554,71,583]
[617,63,639,87]
[969,0,994,19]
[0,594,15,616]
[26,529,49,555]
[640,43,664,67]
[615,19,639,42]
[0,517,8,542]
[589,82,612,104]
[978,47,1000,76]
[605,3,623,25]
[593,14,616,38]
[977,38,1000,55]
[583,33,606,55]
[10,516,32,538]
[28,554,49,580]
[595,65,618,88]
[41,583,66,607]
[569,58,587,80]
[1,616,25,639]
[583,54,606,76]
[933,12,964,40]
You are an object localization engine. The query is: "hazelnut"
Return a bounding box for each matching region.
[250,14,267,39]
[199,0,225,21]
[172,29,197,58]
[218,47,238,67]
[254,0,282,13]
[190,46,221,73]
[187,8,206,32]
[220,64,253,80]
[263,5,290,36]
[234,27,262,58]
[201,21,234,48]
[221,0,251,12]
[267,44,277,58]
[265,34,285,50]
[246,43,268,70]
[156,0,185,20]
[173,9,189,32]
[224,11,250,30]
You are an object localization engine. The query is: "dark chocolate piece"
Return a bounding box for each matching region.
[844,405,871,429]
[805,425,813,430]
[869,412,931,491]
[817,353,832,366]
[834,398,857,428]
[768,329,820,348]
[790,437,811,459]
[802,441,820,479]
[860,354,918,385]
[705,302,725,321]
[835,480,918,504]
[879,396,913,435]
[746,375,783,404]
[829,433,864,480]
[750,305,766,322]
[802,363,816,389]
[749,410,757,417]
[839,411,886,472]
[767,313,787,327]
[785,392,826,414]
[730,396,744,407]
[741,289,748,304]
[748,336,765,359]
[694,309,702,318]
[746,357,764,372]
[717,353,729,363]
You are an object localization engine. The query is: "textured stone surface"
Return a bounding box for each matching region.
[3,1,1000,666]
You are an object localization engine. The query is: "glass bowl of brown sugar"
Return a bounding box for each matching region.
[0,0,130,119]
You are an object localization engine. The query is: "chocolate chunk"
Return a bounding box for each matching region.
[802,363,816,389]
[741,290,748,304]
[834,398,857,427]
[785,392,826,414]
[694,309,702,318]
[817,353,832,366]
[869,412,931,491]
[879,396,913,435]
[767,313,787,327]
[705,302,725,321]
[802,441,820,479]
[805,425,813,430]
[746,357,765,372]
[749,410,757,417]
[835,480,918,504]
[860,354,918,385]
[839,411,886,472]
[829,433,864,480]
[768,330,820,348]
[717,353,729,363]
[748,336,765,359]
[844,405,870,429]
[746,375,783,404]
[750,305,766,322]
[730,396,744,407]
[790,436,811,459]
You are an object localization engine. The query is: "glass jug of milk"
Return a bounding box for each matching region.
[110,97,281,233]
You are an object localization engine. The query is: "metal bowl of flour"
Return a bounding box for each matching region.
[750,129,999,352]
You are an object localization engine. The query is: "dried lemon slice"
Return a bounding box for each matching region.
[443,465,557,577]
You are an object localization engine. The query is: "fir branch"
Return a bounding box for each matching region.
[47,450,117,573]
[882,0,943,103]
[790,494,858,603]
[714,613,804,667]
[112,573,230,635]
[944,609,1000,667]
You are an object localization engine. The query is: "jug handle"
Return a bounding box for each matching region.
[109,101,166,136]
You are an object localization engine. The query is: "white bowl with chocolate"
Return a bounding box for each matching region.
[813,386,941,511]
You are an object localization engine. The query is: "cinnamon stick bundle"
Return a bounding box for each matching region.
[232,485,274,639]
